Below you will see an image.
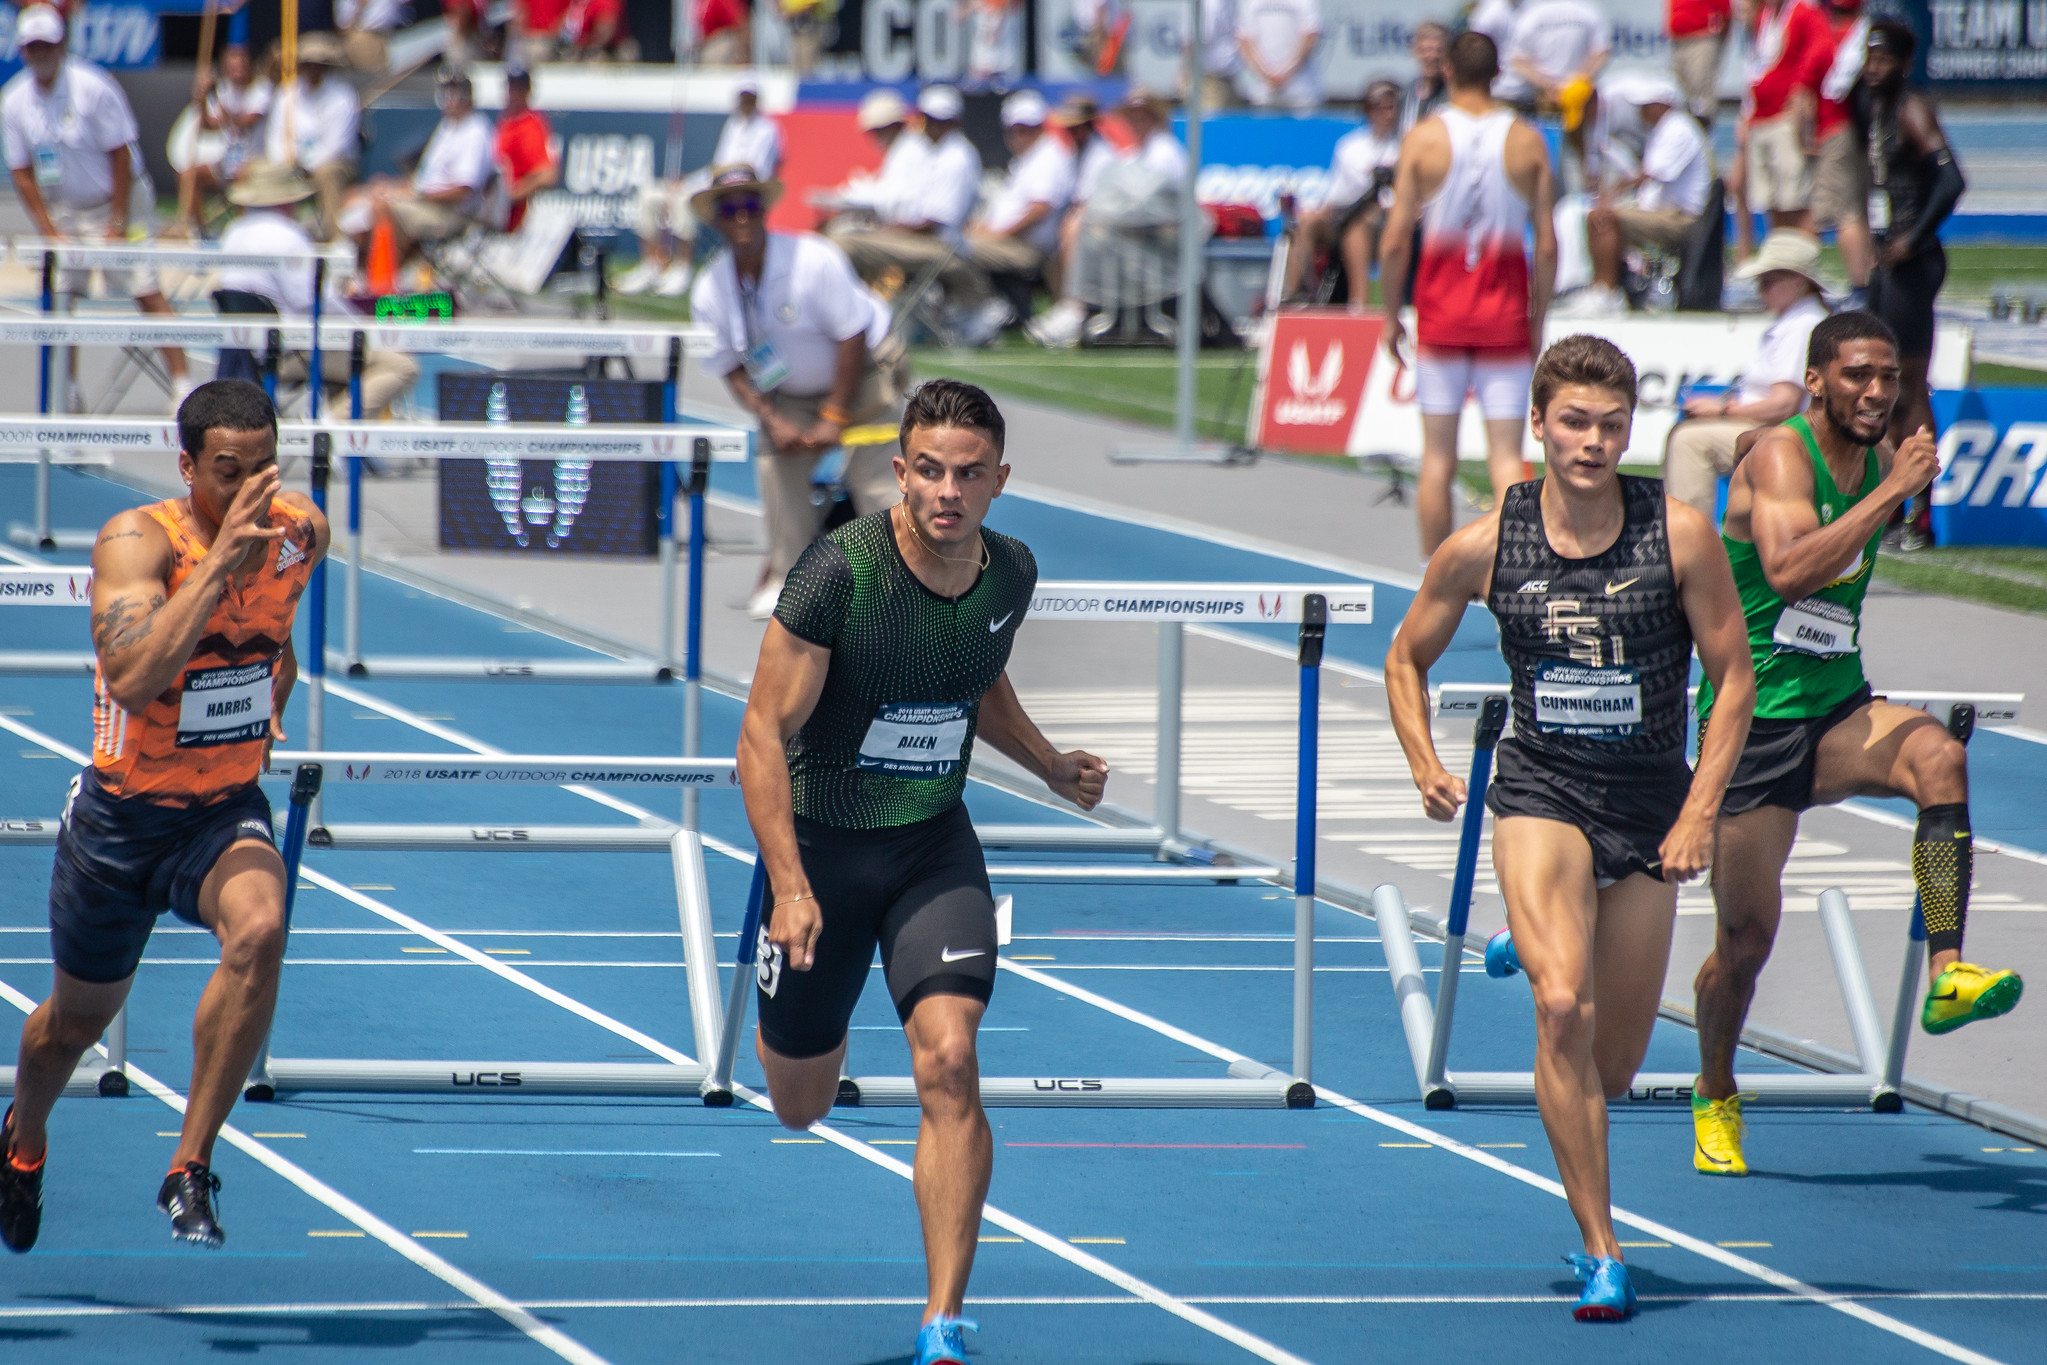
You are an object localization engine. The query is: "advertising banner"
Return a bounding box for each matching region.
[1930,387,2047,546]
[1252,308,1382,455]
[0,1,159,79]
[1911,0,2047,90]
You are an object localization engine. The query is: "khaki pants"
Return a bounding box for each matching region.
[1614,205,1699,251]
[1746,113,1812,213]
[1811,127,1866,230]
[1663,416,1748,520]
[344,28,389,73]
[836,227,956,286]
[310,160,357,242]
[1670,31,1727,123]
[756,360,908,579]
[389,194,471,245]
[278,346,420,415]
[947,234,1048,304]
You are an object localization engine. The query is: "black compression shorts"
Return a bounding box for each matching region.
[1868,242,1945,359]
[48,767,275,983]
[1712,684,1874,817]
[1485,738,1691,887]
[754,804,997,1060]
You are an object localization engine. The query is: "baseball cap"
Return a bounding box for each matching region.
[857,89,909,131]
[917,84,964,121]
[1001,90,1047,127]
[735,72,759,96]
[15,4,64,46]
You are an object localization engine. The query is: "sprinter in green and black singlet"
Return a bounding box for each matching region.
[1690,312,2023,1182]
[736,380,1108,1365]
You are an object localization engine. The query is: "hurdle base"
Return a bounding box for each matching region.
[0,650,96,676]
[328,651,670,683]
[258,1060,710,1097]
[0,1059,127,1097]
[974,824,1167,853]
[1441,1070,1896,1108]
[838,1076,1305,1107]
[6,524,94,552]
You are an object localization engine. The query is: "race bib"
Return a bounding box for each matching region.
[1867,190,1890,234]
[755,923,782,998]
[1773,597,1858,657]
[175,661,274,748]
[857,701,970,778]
[742,338,790,393]
[1533,660,1642,739]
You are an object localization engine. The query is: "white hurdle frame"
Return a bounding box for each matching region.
[1376,683,2020,1109]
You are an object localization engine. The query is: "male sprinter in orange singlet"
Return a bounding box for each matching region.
[1386,336,1755,1320]
[0,380,327,1252]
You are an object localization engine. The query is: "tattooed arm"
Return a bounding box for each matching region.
[91,470,288,711]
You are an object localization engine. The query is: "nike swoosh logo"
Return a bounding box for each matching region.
[1604,577,1641,595]
[940,947,986,962]
[1929,988,1959,1002]
[988,612,1014,632]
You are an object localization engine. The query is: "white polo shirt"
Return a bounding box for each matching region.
[217,208,323,314]
[264,75,361,172]
[1073,136,1116,204]
[981,132,1074,253]
[339,0,407,31]
[1497,0,1610,102]
[413,110,496,208]
[1134,129,1188,183]
[692,232,891,399]
[1736,294,1827,406]
[1,59,145,209]
[1636,108,1709,216]
[1234,0,1322,107]
[713,110,782,180]
[1325,125,1400,210]
[895,128,982,240]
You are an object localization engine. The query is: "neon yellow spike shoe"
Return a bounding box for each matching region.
[1922,963,2025,1035]
[1692,1089,1747,1177]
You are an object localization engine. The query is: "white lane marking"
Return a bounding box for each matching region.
[727,1080,1316,1365]
[993,958,2010,1365]
[0,979,614,1365]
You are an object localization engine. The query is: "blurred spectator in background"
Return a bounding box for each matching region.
[1069,0,1131,76]
[444,0,490,66]
[836,86,982,284]
[817,89,925,231]
[779,0,830,74]
[1574,76,1710,315]
[1060,93,1116,206]
[1809,0,1871,289]
[1496,0,1609,184]
[695,0,752,65]
[1019,92,1112,348]
[1234,0,1321,109]
[948,89,1075,344]
[493,67,557,231]
[965,0,1024,89]
[1468,0,1520,48]
[1123,86,1188,181]
[2,3,190,404]
[619,76,779,295]
[339,70,493,261]
[1199,0,1240,108]
[562,0,634,60]
[512,0,570,69]
[1284,78,1400,306]
[263,32,358,240]
[337,0,403,73]
[218,162,420,414]
[1661,228,1829,518]
[177,42,272,236]
[1743,0,1829,234]
[1403,21,1451,130]
[1668,0,1731,124]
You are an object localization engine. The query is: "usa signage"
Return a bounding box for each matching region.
[1027,582,1373,622]
[1253,309,1383,456]
[1930,387,2047,546]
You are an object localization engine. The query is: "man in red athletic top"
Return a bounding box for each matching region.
[1380,30,1557,560]
[0,380,327,1254]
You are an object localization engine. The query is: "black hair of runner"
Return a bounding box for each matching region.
[177,379,277,457]
[900,378,1006,457]
[1807,311,1899,372]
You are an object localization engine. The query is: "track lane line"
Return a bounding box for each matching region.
[0,979,613,1365]
[993,959,2008,1365]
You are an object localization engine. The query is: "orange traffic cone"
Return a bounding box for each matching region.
[367,206,399,295]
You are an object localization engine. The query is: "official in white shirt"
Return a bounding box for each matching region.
[619,75,784,297]
[689,164,906,616]
[1123,87,1189,182]
[1200,0,1241,110]
[215,161,419,414]
[1284,79,1401,305]
[1662,229,1833,518]
[0,4,190,402]
[837,85,984,285]
[338,0,407,73]
[341,71,495,258]
[819,89,926,232]
[262,32,360,240]
[176,43,272,235]
[1234,0,1322,110]
[946,90,1075,343]
[1496,0,1610,107]
[1581,77,1711,312]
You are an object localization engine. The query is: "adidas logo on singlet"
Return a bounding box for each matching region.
[276,538,307,574]
[1516,579,1549,593]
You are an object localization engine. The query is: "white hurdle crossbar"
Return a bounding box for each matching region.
[1376,684,2018,1109]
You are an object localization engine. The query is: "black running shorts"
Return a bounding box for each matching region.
[1713,684,1874,817]
[1485,738,1691,887]
[755,803,997,1060]
[48,767,276,984]
[1868,242,1945,359]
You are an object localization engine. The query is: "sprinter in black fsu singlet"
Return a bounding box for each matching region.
[1386,336,1756,1322]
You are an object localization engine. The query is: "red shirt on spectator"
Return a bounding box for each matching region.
[1804,7,1864,138]
[1748,0,1827,121]
[518,0,573,36]
[696,0,746,40]
[495,107,555,231]
[1668,0,1730,40]
[565,0,623,48]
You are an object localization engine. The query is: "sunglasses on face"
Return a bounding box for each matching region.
[717,194,764,219]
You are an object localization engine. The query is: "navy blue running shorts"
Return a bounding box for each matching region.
[48,767,276,983]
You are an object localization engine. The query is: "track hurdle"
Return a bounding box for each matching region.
[1376,681,2021,1109]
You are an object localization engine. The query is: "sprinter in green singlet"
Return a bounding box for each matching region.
[1690,312,2023,1178]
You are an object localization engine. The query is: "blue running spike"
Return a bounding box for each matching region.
[914,1314,979,1365]
[1485,928,1522,979]
[1566,1253,1636,1321]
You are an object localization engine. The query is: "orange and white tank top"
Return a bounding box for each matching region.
[92,499,316,806]
[1414,106,1532,352]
